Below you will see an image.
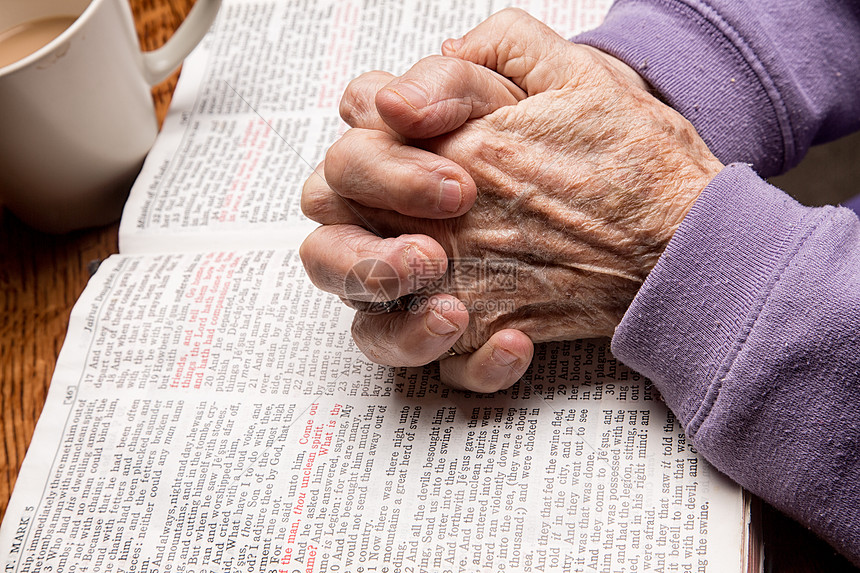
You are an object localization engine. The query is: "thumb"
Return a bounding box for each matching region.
[375,55,526,139]
[441,8,583,96]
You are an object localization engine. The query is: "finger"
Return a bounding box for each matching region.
[440,329,534,393]
[299,225,447,300]
[440,7,585,95]
[303,164,432,236]
[375,54,526,139]
[302,161,343,223]
[302,160,372,226]
[302,161,449,238]
[351,295,469,367]
[339,70,400,134]
[324,128,476,217]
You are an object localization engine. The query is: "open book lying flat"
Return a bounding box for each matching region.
[0,1,761,571]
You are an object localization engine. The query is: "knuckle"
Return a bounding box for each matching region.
[299,188,329,222]
[299,194,316,221]
[324,131,361,189]
[298,240,325,286]
[300,177,323,218]
[352,316,396,364]
[418,54,468,86]
[493,7,529,25]
[329,129,402,204]
[339,75,376,126]
[351,314,370,342]
[338,92,361,127]
[298,238,311,267]
[300,169,348,223]
[340,70,395,127]
[418,53,449,68]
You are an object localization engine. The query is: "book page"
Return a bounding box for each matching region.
[0,250,745,572]
[119,0,613,254]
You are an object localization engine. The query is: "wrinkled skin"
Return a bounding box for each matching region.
[428,73,719,351]
[300,9,723,388]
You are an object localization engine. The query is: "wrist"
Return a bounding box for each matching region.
[578,45,651,94]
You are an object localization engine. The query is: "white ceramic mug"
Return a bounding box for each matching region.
[0,0,221,232]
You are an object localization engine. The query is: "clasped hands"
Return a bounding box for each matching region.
[300,9,723,392]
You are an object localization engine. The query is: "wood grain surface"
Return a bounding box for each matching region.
[0,0,195,520]
[0,1,857,571]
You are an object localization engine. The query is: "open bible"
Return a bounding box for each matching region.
[0,1,761,571]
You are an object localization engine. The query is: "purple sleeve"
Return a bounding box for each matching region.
[575,0,860,177]
[846,193,860,216]
[611,164,860,564]
[574,0,860,563]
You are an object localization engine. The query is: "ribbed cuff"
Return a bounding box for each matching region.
[610,163,822,431]
[574,0,793,176]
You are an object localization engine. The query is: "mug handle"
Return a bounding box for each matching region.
[140,0,223,85]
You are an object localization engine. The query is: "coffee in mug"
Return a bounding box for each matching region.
[0,16,77,68]
[0,0,222,232]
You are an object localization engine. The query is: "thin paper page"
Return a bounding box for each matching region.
[119,0,613,254]
[0,250,745,572]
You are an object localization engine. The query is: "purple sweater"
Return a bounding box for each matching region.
[576,0,860,565]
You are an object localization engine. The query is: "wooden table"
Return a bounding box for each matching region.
[0,0,193,517]
[0,1,857,571]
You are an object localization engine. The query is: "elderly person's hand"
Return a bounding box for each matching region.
[300,9,723,392]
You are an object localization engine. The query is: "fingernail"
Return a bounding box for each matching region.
[443,37,464,53]
[425,310,459,336]
[439,178,463,213]
[389,83,426,110]
[491,347,519,367]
